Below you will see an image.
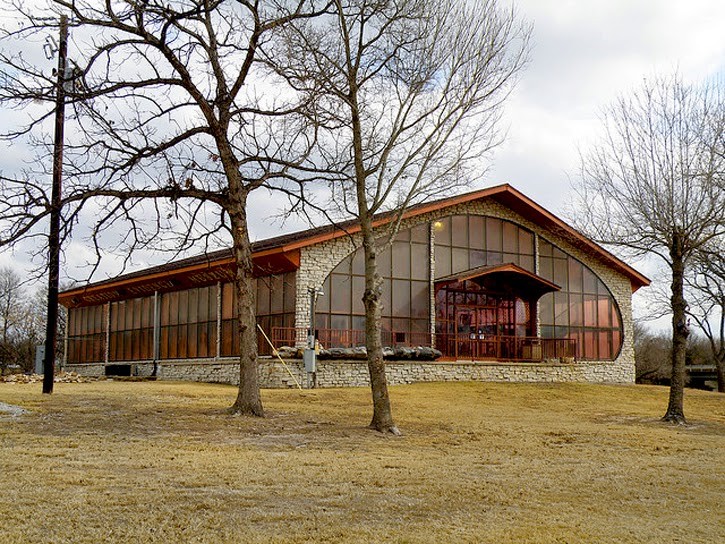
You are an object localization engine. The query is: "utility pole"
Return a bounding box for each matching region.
[42,15,68,395]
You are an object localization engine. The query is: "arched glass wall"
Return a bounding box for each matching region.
[537,239,622,360]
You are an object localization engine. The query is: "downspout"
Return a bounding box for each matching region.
[152,291,159,376]
[216,282,222,359]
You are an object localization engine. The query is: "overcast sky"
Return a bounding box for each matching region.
[1,0,724,324]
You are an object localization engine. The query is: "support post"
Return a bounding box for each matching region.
[42,15,68,394]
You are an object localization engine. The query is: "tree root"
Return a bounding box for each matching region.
[661,412,687,425]
[369,422,402,436]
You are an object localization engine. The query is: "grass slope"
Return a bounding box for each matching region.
[0,381,723,543]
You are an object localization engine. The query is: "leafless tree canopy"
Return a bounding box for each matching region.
[572,73,725,422]
[0,0,329,271]
[270,0,530,432]
[272,0,530,236]
[573,75,724,263]
[0,0,334,415]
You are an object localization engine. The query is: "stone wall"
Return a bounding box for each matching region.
[64,356,632,388]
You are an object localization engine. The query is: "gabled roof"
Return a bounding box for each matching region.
[59,184,650,308]
[435,263,561,300]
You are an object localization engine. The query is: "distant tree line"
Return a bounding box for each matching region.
[0,267,65,374]
[634,321,722,392]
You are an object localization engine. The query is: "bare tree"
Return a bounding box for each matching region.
[633,320,672,385]
[0,1,332,413]
[572,74,725,424]
[272,0,530,433]
[0,267,24,372]
[687,243,725,392]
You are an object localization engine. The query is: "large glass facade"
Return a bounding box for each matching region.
[66,214,625,364]
[538,239,622,360]
[316,223,431,346]
[66,271,296,362]
[317,214,622,361]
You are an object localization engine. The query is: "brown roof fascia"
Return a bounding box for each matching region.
[60,184,650,304]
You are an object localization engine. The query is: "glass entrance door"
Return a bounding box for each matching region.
[436,280,531,359]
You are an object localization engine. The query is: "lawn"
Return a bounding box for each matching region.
[0,380,723,543]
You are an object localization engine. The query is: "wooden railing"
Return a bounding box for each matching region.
[435,334,577,362]
[270,327,576,362]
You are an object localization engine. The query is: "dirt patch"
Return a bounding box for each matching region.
[0,401,29,417]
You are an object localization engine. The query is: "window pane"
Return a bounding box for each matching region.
[583,267,597,294]
[568,260,583,293]
[257,278,270,315]
[452,248,469,274]
[351,249,365,275]
[331,274,351,313]
[270,275,284,313]
[569,293,583,326]
[539,239,552,257]
[283,273,296,313]
[583,294,597,327]
[392,241,411,278]
[486,218,502,252]
[411,280,429,318]
[317,276,331,313]
[433,217,451,246]
[377,244,392,278]
[598,331,612,360]
[330,314,351,331]
[539,293,554,325]
[502,222,518,253]
[392,279,410,317]
[553,259,568,287]
[469,216,484,249]
[352,276,365,315]
[554,292,569,326]
[470,250,486,268]
[519,255,534,272]
[451,215,468,247]
[410,223,428,244]
[519,229,534,255]
[584,330,597,360]
[597,297,611,327]
[395,227,410,241]
[539,256,553,282]
[411,243,429,280]
[435,245,451,278]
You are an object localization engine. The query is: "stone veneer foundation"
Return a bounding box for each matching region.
[65,355,632,388]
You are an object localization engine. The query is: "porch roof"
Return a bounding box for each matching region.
[434,263,561,300]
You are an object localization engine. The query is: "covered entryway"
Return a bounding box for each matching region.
[435,263,572,360]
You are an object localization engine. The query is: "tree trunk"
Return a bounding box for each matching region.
[361,220,400,435]
[663,237,688,424]
[229,194,264,417]
[716,356,725,393]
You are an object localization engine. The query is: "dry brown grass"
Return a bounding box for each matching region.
[0,380,723,543]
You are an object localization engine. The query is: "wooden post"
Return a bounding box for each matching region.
[42,15,68,394]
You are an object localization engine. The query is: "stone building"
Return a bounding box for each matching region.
[59,184,649,386]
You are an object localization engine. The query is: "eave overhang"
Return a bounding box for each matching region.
[435,263,561,300]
